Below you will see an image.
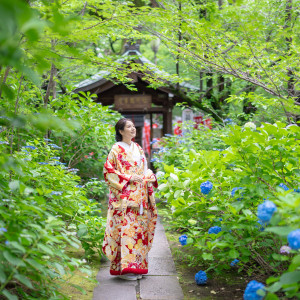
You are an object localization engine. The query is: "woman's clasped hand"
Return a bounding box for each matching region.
[129,175,144,183]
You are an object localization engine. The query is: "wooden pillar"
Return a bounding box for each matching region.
[163,106,173,135]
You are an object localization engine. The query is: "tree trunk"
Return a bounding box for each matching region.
[0,66,11,99]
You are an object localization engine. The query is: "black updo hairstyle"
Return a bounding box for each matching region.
[115,118,131,142]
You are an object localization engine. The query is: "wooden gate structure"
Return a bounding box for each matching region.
[73,42,197,148]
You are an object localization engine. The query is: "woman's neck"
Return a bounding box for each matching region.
[122,138,132,146]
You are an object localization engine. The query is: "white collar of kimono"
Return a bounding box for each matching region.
[116,141,140,160]
[116,141,147,174]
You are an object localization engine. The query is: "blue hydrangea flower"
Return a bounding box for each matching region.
[5,240,9,245]
[208,226,222,234]
[200,181,213,195]
[48,144,61,149]
[243,280,265,300]
[224,118,232,122]
[24,145,37,150]
[44,138,52,142]
[150,139,157,145]
[50,191,63,196]
[179,234,188,246]
[68,168,79,173]
[164,134,173,137]
[51,157,60,160]
[0,141,9,145]
[0,228,7,232]
[150,158,157,163]
[75,185,84,188]
[38,162,49,165]
[231,187,244,200]
[230,259,239,267]
[287,229,300,250]
[178,140,185,144]
[294,188,300,193]
[278,183,289,191]
[257,200,277,223]
[195,271,207,285]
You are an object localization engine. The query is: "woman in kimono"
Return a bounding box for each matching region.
[102,118,158,280]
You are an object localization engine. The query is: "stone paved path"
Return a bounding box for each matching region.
[93,216,184,300]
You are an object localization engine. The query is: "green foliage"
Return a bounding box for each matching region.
[155,122,300,298]
[0,139,105,298]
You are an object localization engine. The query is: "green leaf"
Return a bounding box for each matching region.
[26,258,45,273]
[53,262,65,276]
[163,164,174,174]
[0,268,7,283]
[9,241,26,253]
[37,243,54,255]
[265,226,294,237]
[265,292,279,300]
[169,173,178,181]
[14,274,33,289]
[228,249,239,259]
[2,289,18,300]
[279,271,300,285]
[202,253,213,260]
[158,183,168,192]
[3,251,25,267]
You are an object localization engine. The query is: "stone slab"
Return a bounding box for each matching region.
[148,257,177,275]
[148,242,172,258]
[140,275,184,300]
[93,284,137,300]
[96,267,138,287]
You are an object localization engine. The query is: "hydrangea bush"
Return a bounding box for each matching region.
[155,122,300,299]
[0,99,118,298]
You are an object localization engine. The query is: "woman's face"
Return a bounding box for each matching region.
[120,121,136,140]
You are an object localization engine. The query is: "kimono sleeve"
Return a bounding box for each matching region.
[103,149,131,192]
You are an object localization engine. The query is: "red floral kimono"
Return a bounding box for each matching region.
[102,142,158,275]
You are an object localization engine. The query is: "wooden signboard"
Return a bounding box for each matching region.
[114,95,152,110]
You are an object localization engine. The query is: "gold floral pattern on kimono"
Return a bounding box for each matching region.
[102,142,158,275]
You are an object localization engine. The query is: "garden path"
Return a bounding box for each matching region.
[93,216,184,300]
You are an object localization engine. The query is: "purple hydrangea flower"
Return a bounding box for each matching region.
[257,200,277,223]
[278,183,289,191]
[244,280,265,300]
[288,229,300,250]
[195,270,207,285]
[200,181,213,195]
[208,226,222,234]
[280,245,291,254]
[230,259,239,267]
[179,234,188,246]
